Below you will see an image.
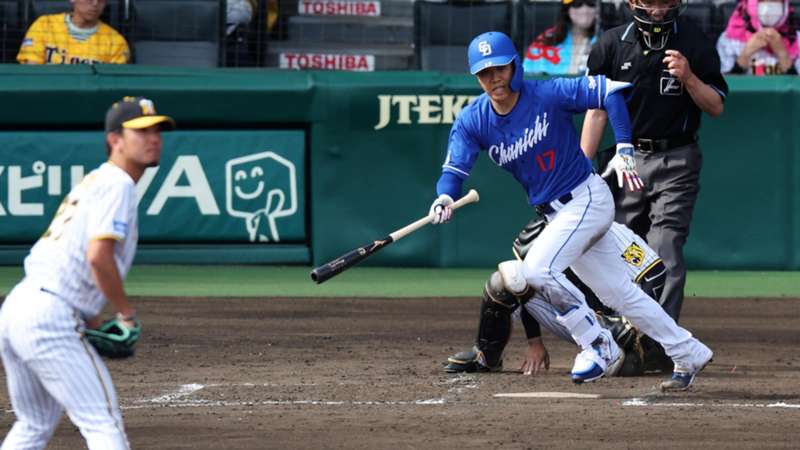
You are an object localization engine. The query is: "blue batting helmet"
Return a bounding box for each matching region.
[467,31,523,92]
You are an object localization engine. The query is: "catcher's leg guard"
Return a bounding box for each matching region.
[597,314,644,377]
[597,314,673,376]
[444,271,520,373]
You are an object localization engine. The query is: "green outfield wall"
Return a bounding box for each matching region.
[0,65,796,269]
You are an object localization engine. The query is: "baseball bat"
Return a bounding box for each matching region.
[310,189,480,284]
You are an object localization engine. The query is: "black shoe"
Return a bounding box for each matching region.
[443,347,502,373]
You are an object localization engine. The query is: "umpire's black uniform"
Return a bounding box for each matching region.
[587,16,728,322]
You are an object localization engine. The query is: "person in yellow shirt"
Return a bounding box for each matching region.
[17,0,129,64]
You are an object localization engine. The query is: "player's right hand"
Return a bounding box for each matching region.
[429,194,454,224]
[116,309,138,329]
[521,337,550,376]
[602,144,644,192]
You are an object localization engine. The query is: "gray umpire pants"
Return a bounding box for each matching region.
[605,142,702,322]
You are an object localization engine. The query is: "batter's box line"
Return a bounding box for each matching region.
[124,383,448,410]
[624,397,800,409]
[123,398,448,410]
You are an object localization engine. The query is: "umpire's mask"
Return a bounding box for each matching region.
[627,0,686,50]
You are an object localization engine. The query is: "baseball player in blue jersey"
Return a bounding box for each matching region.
[429,31,712,390]
[0,97,174,449]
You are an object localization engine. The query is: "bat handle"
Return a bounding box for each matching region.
[451,189,480,209]
[389,189,480,242]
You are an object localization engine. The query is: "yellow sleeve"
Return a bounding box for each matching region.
[109,33,130,64]
[267,0,278,32]
[17,17,48,64]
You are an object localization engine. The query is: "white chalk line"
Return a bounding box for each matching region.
[122,383,446,410]
[624,397,800,409]
[121,383,800,412]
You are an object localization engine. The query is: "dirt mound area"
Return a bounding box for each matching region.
[1,296,798,449]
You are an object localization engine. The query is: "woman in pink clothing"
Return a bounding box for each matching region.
[717,0,800,75]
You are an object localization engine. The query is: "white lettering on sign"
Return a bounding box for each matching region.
[0,162,85,216]
[298,0,381,16]
[280,53,375,72]
[374,95,479,130]
[141,155,221,215]
[0,158,222,218]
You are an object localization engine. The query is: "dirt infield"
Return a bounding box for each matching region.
[1,296,799,449]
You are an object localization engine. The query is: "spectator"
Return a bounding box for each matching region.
[17,0,129,64]
[523,0,598,75]
[226,0,256,66]
[717,0,800,74]
[227,0,255,36]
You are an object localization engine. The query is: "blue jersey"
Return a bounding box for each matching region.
[442,75,619,206]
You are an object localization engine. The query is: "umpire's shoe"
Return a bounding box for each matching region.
[660,342,714,392]
[571,329,625,383]
[443,346,502,373]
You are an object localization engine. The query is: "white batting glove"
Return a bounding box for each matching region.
[602,144,644,192]
[428,194,454,224]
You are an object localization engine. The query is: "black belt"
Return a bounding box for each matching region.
[634,134,697,153]
[536,192,573,216]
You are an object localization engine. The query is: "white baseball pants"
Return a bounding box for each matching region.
[0,281,130,450]
[521,173,704,367]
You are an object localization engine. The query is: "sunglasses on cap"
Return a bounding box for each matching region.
[563,0,596,7]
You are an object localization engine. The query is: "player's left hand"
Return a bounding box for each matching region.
[602,144,644,192]
[663,50,694,83]
[520,337,550,376]
[428,194,454,224]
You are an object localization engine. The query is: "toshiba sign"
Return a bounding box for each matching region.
[280,53,375,71]
[298,0,381,16]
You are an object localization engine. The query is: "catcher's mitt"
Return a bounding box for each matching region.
[84,318,142,359]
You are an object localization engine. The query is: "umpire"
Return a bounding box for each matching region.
[580,0,728,322]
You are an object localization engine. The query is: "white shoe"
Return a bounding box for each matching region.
[571,328,625,383]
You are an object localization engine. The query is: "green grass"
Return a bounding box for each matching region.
[0,266,797,298]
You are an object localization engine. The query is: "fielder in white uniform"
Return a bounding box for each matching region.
[430,31,712,390]
[0,97,175,449]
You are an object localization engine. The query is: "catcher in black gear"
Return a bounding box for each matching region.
[444,217,672,377]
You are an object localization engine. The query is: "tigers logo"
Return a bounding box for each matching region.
[139,99,156,115]
[622,242,645,267]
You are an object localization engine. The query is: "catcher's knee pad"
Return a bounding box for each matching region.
[512,218,547,261]
[476,271,519,368]
[497,260,536,303]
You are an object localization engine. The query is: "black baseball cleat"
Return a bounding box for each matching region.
[443,347,502,373]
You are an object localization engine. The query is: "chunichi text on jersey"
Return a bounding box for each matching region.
[487,113,550,166]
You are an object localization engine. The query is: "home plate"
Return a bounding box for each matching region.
[494,392,601,399]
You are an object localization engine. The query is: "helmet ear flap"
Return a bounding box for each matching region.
[510,56,523,92]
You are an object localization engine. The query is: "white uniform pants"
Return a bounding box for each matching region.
[0,281,130,450]
[522,173,702,367]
